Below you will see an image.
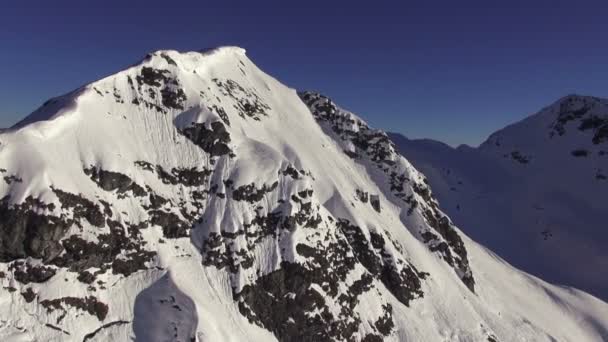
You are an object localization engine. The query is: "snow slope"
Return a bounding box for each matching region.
[0,47,606,341]
[390,95,608,302]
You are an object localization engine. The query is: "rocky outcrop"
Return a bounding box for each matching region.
[299,91,475,292]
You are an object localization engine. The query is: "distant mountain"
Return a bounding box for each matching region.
[390,94,608,301]
[0,48,606,341]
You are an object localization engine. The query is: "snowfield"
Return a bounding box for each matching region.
[390,94,608,302]
[0,46,606,341]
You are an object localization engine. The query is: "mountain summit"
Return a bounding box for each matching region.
[0,47,606,341]
[390,93,608,302]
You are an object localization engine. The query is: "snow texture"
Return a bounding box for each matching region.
[0,47,606,341]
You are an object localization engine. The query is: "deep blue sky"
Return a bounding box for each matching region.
[1,1,607,146]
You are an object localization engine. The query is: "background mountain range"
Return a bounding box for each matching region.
[389,94,608,300]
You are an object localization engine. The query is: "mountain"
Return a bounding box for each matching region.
[0,47,606,341]
[389,95,608,302]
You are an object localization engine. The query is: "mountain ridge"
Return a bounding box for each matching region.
[0,47,606,341]
[389,93,608,301]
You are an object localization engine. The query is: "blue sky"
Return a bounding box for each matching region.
[1,0,607,146]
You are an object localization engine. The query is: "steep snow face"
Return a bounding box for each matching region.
[0,48,607,342]
[390,95,608,301]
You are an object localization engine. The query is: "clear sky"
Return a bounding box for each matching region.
[1,0,607,146]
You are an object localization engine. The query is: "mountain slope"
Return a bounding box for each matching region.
[389,95,608,301]
[0,47,606,341]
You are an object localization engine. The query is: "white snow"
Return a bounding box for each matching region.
[0,47,606,341]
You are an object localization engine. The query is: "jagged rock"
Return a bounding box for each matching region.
[370,194,381,213]
[212,78,270,120]
[40,296,109,321]
[21,288,36,303]
[84,167,146,198]
[179,121,232,156]
[11,261,57,284]
[300,91,475,292]
[232,182,278,202]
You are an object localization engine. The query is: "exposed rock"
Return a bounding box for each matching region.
[84,167,146,198]
[82,320,130,342]
[356,189,369,203]
[21,288,36,303]
[134,66,187,112]
[338,220,425,306]
[212,78,271,120]
[300,91,475,292]
[134,161,155,172]
[510,151,530,164]
[179,121,232,157]
[370,195,381,213]
[571,149,589,157]
[160,53,177,66]
[52,188,105,228]
[232,182,278,202]
[148,210,190,239]
[3,175,22,184]
[51,220,156,278]
[40,296,109,321]
[11,261,57,284]
[374,304,394,336]
[0,196,67,261]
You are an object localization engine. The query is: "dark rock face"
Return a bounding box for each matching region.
[132,161,216,239]
[0,196,67,262]
[299,91,475,292]
[0,188,104,263]
[413,183,475,292]
[153,165,212,187]
[235,260,356,342]
[212,78,271,120]
[52,188,105,228]
[179,121,233,157]
[550,95,608,145]
[552,99,592,136]
[133,66,187,112]
[71,233,149,276]
[3,175,23,185]
[84,167,146,198]
[197,166,399,341]
[374,304,394,336]
[21,288,36,303]
[571,149,589,157]
[11,261,57,284]
[201,181,314,273]
[161,87,187,110]
[356,189,369,203]
[40,296,109,321]
[370,195,381,213]
[487,334,499,342]
[148,210,191,239]
[233,225,399,342]
[232,182,278,202]
[160,53,177,66]
[509,151,531,164]
[338,219,425,306]
[51,220,156,278]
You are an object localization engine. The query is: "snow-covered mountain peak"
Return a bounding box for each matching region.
[140,46,248,71]
[0,50,607,341]
[481,93,608,152]
[11,46,254,131]
[390,93,608,304]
